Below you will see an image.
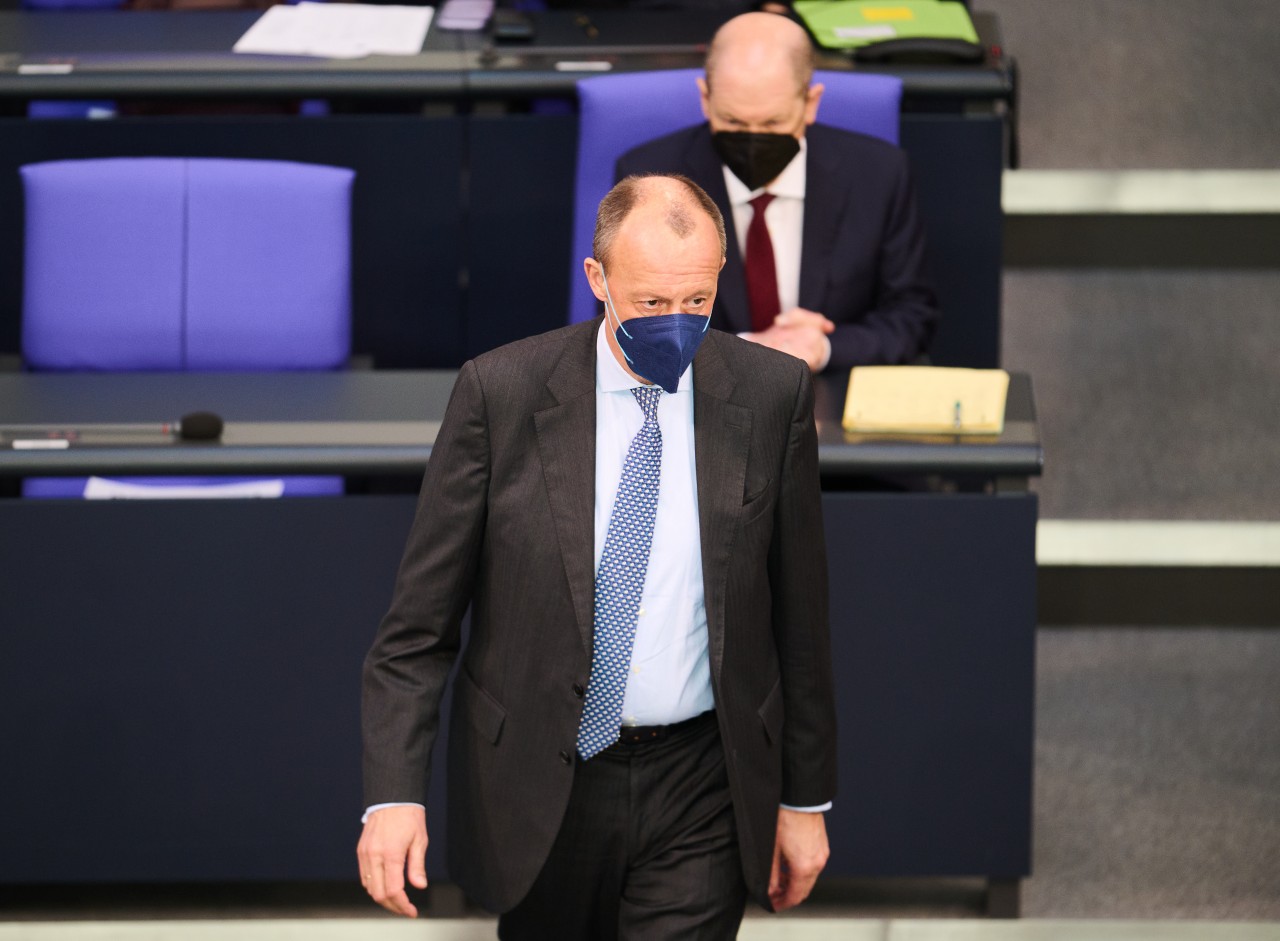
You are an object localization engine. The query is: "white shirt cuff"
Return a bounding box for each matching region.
[780,801,832,813]
[816,335,832,373]
[362,802,424,824]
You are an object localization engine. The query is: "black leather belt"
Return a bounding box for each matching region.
[616,709,716,746]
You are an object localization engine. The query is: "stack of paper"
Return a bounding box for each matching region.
[842,366,1010,435]
[233,2,434,60]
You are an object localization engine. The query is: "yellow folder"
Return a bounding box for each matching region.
[842,366,1010,435]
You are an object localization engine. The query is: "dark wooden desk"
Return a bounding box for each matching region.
[0,368,1038,915]
[0,10,1011,103]
[0,369,1040,478]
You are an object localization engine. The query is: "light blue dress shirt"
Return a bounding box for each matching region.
[593,322,714,727]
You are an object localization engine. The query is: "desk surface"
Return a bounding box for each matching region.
[0,9,1011,102]
[0,370,1041,478]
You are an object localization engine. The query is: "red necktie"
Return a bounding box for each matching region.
[745,193,780,333]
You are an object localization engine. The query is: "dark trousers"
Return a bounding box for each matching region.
[498,712,748,941]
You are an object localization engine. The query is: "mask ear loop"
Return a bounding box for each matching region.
[601,268,637,364]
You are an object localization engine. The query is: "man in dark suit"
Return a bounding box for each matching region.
[358,174,836,938]
[617,12,939,373]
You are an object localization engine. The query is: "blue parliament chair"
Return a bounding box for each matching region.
[20,156,355,498]
[569,68,903,325]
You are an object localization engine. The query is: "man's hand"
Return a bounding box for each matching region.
[768,808,830,912]
[357,805,429,917]
[743,308,835,373]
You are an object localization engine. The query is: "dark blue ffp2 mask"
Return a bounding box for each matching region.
[602,269,711,395]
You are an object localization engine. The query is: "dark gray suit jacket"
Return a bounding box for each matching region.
[362,319,836,912]
[618,123,940,369]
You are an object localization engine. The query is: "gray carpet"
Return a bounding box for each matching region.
[1001,269,1280,520]
[975,0,1280,170]
[1026,626,1280,919]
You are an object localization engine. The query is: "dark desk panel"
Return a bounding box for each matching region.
[0,494,1036,904]
[825,491,1036,879]
[0,497,412,883]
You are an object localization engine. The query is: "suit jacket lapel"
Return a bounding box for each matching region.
[692,333,752,685]
[799,127,840,312]
[683,128,751,334]
[534,322,598,654]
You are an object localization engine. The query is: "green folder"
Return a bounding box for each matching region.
[794,0,979,49]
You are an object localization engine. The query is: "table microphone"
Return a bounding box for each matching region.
[2,411,225,442]
[172,411,224,441]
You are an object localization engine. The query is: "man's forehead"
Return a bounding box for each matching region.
[710,43,801,86]
[615,251,722,286]
[609,231,722,289]
[617,203,716,251]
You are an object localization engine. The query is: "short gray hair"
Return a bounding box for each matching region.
[592,173,727,268]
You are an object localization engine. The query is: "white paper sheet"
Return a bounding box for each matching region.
[83,477,287,500]
[233,3,434,60]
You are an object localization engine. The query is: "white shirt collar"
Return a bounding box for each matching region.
[723,135,808,207]
[595,319,694,394]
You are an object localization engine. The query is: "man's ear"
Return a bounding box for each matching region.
[584,257,608,303]
[803,83,824,127]
[697,76,713,123]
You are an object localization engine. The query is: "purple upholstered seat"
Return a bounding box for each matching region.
[22,157,354,371]
[20,157,355,499]
[569,69,902,325]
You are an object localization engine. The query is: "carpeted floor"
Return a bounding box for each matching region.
[1024,626,1280,919]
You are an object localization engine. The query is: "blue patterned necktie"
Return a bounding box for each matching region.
[576,386,664,760]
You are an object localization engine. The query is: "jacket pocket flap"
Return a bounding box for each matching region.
[758,676,784,745]
[456,669,507,745]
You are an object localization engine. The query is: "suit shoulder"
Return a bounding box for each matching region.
[618,123,706,173]
[809,123,909,167]
[469,321,595,391]
[707,329,810,397]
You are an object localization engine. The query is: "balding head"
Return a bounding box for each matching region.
[584,175,727,384]
[592,174,726,270]
[698,13,823,143]
[705,12,815,98]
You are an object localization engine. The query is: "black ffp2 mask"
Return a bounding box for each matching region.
[711,131,801,191]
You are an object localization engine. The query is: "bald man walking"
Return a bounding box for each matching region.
[358,174,836,939]
[619,13,939,374]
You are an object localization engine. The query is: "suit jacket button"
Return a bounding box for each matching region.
[572,684,585,698]
[559,750,572,765]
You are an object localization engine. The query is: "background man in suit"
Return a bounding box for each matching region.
[617,12,939,374]
[358,174,836,939]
